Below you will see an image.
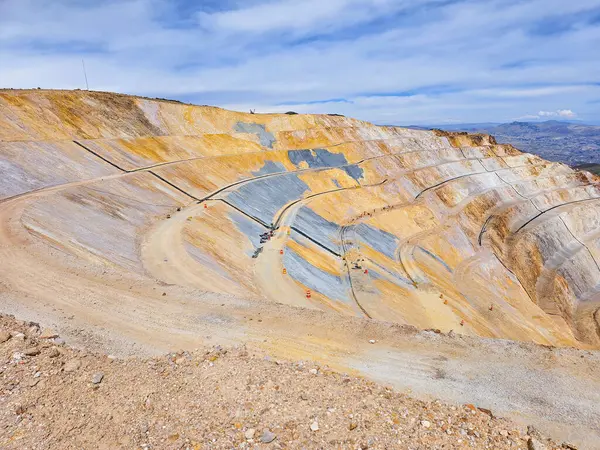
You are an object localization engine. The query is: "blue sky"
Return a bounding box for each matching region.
[1,0,600,125]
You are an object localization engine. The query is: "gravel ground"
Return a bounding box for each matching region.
[0,314,573,450]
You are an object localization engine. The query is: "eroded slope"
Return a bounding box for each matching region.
[2,89,600,446]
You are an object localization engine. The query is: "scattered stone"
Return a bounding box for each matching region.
[421,420,431,428]
[24,347,40,356]
[13,332,25,341]
[478,407,494,418]
[260,429,276,444]
[244,428,255,440]
[92,372,104,384]
[39,328,58,339]
[0,330,11,343]
[528,437,547,450]
[63,359,81,372]
[310,421,319,432]
[309,368,318,375]
[34,371,41,378]
[48,347,60,358]
[349,422,358,431]
[11,352,25,362]
[369,339,376,344]
[499,430,509,437]
[562,443,578,450]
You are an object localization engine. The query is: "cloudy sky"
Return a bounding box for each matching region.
[2,0,600,125]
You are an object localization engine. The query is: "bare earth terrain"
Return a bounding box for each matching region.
[1,90,600,449]
[0,314,568,450]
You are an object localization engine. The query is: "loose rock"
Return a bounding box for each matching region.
[39,328,58,339]
[244,428,255,440]
[92,372,104,384]
[48,347,60,358]
[0,330,11,343]
[24,347,40,356]
[260,429,276,443]
[528,437,547,450]
[421,420,431,428]
[310,421,319,432]
[63,359,81,372]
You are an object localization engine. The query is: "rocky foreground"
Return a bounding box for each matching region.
[0,314,574,450]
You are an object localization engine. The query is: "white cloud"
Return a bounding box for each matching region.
[538,109,577,117]
[0,0,599,124]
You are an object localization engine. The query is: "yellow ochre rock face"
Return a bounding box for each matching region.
[1,89,600,348]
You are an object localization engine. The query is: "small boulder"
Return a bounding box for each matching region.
[528,438,547,450]
[63,359,81,372]
[310,421,319,432]
[39,328,59,339]
[0,331,11,343]
[244,428,256,440]
[260,429,276,444]
[24,347,40,356]
[48,347,60,358]
[92,372,104,384]
[421,420,431,428]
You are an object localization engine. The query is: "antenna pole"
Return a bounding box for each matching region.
[82,59,89,90]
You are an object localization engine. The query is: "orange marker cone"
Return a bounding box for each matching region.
[444,299,448,305]
[280,249,284,255]
[460,320,465,326]
[306,290,311,299]
[282,268,287,275]
[203,203,208,209]
[364,269,368,274]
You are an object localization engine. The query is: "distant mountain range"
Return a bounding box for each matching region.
[406,120,600,167]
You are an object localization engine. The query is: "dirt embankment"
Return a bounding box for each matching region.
[0,314,573,450]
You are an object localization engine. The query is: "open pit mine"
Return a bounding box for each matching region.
[1,90,600,446]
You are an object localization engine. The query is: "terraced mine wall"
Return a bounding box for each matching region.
[1,89,600,348]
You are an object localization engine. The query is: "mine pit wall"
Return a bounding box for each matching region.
[433,131,600,346]
[3,90,599,349]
